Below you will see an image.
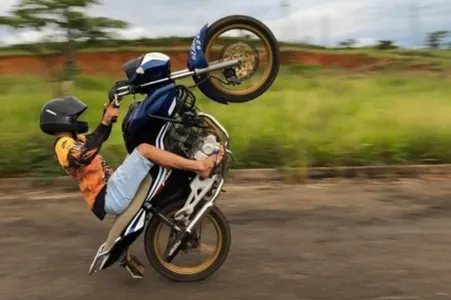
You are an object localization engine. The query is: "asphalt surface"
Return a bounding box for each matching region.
[2,179,451,300]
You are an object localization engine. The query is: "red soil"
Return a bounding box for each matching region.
[0,50,384,76]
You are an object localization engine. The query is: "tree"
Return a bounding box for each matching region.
[0,0,128,83]
[426,30,449,49]
[338,38,357,49]
[375,40,398,50]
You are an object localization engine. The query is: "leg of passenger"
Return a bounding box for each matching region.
[104,148,154,215]
[103,149,153,279]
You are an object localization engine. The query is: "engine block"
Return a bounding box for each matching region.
[163,115,221,160]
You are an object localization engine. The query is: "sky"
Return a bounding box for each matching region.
[1,0,451,48]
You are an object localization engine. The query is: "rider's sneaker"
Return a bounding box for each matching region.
[120,253,145,279]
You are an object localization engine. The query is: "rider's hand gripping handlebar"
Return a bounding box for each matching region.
[110,96,121,123]
[107,81,130,123]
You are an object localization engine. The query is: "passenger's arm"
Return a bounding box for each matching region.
[80,99,119,152]
[140,144,203,173]
[74,123,112,166]
[137,144,225,178]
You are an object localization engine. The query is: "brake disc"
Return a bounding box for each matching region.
[219,41,260,83]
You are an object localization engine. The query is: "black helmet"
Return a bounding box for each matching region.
[40,95,89,135]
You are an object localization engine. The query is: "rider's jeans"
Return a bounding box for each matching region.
[104,149,154,215]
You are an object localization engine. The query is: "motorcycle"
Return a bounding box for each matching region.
[88,14,280,282]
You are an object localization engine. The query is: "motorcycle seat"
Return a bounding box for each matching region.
[102,174,153,253]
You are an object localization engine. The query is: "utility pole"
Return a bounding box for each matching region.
[280,0,290,17]
[409,0,420,48]
[320,15,330,47]
[280,0,290,41]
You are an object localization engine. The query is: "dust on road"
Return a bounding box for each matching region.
[2,179,451,300]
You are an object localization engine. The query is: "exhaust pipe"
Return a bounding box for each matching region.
[163,178,225,263]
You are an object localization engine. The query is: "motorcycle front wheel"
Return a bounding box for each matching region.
[144,200,231,282]
[202,14,280,103]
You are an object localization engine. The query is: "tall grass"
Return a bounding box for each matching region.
[1,67,451,178]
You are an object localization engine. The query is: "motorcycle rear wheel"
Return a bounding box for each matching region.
[144,200,231,282]
[202,14,280,103]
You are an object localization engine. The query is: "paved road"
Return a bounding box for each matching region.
[2,179,451,300]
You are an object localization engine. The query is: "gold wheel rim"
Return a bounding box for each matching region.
[153,211,223,275]
[204,23,274,96]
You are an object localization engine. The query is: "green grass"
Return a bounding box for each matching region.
[2,66,451,178]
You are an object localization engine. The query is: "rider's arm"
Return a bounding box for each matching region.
[73,123,112,166]
[84,121,112,147]
[83,99,118,144]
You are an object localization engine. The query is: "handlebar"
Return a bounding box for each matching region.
[109,57,242,99]
[110,98,120,123]
[105,57,242,124]
[111,97,121,108]
[107,82,128,123]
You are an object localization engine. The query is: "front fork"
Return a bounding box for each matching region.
[162,178,225,263]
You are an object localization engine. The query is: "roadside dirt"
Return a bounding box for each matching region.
[2,179,451,299]
[0,50,388,76]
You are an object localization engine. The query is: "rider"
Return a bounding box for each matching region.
[39,93,224,279]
